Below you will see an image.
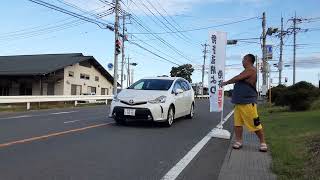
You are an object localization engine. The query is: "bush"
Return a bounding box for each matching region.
[269,85,288,106]
[270,81,320,111]
[285,81,319,111]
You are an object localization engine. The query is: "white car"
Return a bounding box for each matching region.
[109,77,195,126]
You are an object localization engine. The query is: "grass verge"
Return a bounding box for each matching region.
[260,107,320,180]
[0,102,108,113]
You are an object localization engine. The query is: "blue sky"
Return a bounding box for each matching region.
[1,0,320,88]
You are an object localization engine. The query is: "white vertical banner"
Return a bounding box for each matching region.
[208,31,227,112]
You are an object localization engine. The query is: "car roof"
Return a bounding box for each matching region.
[142,76,181,81]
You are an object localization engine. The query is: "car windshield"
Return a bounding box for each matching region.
[127,79,174,91]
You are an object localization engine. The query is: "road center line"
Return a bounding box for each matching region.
[50,111,78,115]
[0,122,113,149]
[64,120,82,124]
[161,110,235,180]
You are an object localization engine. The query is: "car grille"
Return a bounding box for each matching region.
[120,100,147,106]
[113,107,153,120]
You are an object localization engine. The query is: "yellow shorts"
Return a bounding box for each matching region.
[234,103,263,132]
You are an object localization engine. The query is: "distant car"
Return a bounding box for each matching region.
[109,77,195,126]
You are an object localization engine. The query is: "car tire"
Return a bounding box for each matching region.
[115,117,126,125]
[164,106,174,127]
[187,104,194,119]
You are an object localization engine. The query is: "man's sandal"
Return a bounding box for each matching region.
[259,143,268,152]
[232,142,243,149]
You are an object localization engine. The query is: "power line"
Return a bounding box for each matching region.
[128,41,180,66]
[27,0,114,30]
[131,34,185,64]
[136,0,191,44]
[122,1,194,64]
[144,0,192,43]
[129,16,259,34]
[0,7,114,42]
[153,0,194,42]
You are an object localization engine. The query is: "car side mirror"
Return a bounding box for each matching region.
[174,88,184,95]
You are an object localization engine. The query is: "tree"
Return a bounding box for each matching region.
[170,64,194,82]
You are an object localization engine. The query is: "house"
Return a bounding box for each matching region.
[0,53,117,96]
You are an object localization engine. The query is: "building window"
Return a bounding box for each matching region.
[95,76,99,82]
[101,88,108,95]
[87,86,96,95]
[69,71,74,77]
[80,73,90,80]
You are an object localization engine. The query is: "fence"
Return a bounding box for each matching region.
[0,95,113,110]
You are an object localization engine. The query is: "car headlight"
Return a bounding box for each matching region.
[113,95,120,102]
[148,96,167,104]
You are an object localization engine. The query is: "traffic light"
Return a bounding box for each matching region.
[115,39,122,55]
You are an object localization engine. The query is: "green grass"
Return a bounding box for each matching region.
[0,102,107,113]
[260,107,320,180]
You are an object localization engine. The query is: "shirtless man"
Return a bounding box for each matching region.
[222,54,267,152]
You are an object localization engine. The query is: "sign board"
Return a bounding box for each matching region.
[265,45,273,59]
[107,63,113,70]
[208,31,227,112]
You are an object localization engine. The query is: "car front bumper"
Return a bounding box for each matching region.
[109,101,169,122]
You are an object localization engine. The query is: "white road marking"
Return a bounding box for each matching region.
[0,110,79,120]
[0,115,31,120]
[63,120,82,124]
[50,111,78,115]
[161,110,235,180]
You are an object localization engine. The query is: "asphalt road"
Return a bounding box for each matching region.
[0,99,234,180]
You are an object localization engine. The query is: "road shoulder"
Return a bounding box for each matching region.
[218,129,277,180]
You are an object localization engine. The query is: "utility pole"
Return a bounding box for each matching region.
[262,12,267,89]
[256,55,260,95]
[279,16,284,85]
[113,0,120,95]
[120,12,126,89]
[127,56,131,87]
[201,43,208,95]
[293,12,297,84]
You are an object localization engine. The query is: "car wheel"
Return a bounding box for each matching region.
[187,104,194,119]
[164,106,174,127]
[115,117,126,125]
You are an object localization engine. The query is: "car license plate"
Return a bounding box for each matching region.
[124,109,136,116]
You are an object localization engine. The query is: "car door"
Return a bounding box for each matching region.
[172,80,185,118]
[180,80,193,115]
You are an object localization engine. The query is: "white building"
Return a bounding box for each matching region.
[0,53,117,96]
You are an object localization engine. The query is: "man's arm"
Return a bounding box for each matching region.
[222,68,254,86]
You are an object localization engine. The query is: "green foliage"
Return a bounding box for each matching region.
[269,81,320,111]
[170,64,194,83]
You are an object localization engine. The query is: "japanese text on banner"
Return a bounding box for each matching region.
[208,32,226,112]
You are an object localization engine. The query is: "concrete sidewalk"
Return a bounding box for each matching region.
[218,130,277,180]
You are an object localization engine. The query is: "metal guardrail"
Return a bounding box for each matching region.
[195,95,210,99]
[0,95,113,110]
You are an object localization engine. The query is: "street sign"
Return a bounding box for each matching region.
[265,45,273,59]
[208,31,227,112]
[107,63,113,70]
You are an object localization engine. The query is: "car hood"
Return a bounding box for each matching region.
[117,89,169,101]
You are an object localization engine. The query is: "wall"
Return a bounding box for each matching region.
[63,62,113,95]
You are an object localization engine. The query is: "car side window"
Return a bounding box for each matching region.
[133,82,144,89]
[173,81,183,92]
[181,80,191,91]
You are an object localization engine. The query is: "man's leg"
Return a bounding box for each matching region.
[235,126,243,142]
[255,129,266,144]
